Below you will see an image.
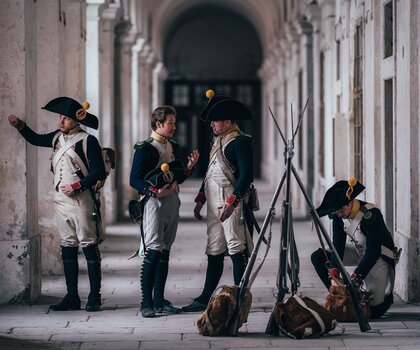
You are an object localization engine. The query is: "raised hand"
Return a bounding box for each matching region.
[8,115,24,130]
[187,149,200,170]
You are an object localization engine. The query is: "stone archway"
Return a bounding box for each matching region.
[161,4,263,177]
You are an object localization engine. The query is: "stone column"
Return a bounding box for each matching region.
[99,2,122,223]
[85,0,106,139]
[152,62,168,111]
[114,22,137,219]
[298,15,315,205]
[131,37,146,153]
[394,0,420,302]
[0,0,41,304]
[36,0,63,276]
[138,44,156,141]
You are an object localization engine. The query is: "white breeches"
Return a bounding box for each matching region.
[204,177,253,256]
[143,193,180,251]
[55,190,103,247]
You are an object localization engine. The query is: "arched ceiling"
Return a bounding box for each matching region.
[163,4,262,80]
[139,0,284,61]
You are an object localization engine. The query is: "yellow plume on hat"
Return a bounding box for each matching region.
[346,177,358,200]
[206,89,215,99]
[348,177,357,187]
[82,101,90,110]
[76,101,90,121]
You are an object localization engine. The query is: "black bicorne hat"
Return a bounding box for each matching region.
[42,96,99,130]
[316,178,365,217]
[144,160,186,189]
[199,90,253,122]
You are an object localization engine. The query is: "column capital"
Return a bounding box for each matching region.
[102,1,122,22]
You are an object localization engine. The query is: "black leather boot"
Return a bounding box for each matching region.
[83,244,102,312]
[230,249,248,285]
[50,246,81,311]
[310,248,331,289]
[140,249,161,317]
[182,253,224,312]
[153,250,181,314]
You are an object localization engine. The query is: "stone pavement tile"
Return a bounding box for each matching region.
[405,321,420,329]
[268,335,345,347]
[368,321,409,330]
[0,334,54,341]
[0,325,12,334]
[0,337,81,350]
[139,340,210,349]
[11,325,120,336]
[342,335,420,346]
[0,314,87,328]
[0,305,49,315]
[209,337,272,348]
[381,329,420,335]
[227,348,330,350]
[130,331,182,341]
[324,347,398,350]
[52,324,134,335]
[80,341,140,350]
[50,333,137,342]
[89,305,139,314]
[132,323,197,334]
[72,315,142,328]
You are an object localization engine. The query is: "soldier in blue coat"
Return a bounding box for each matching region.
[182,90,255,312]
[130,105,199,318]
[8,96,106,312]
[311,178,399,318]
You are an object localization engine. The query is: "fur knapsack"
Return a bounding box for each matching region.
[197,285,252,336]
[324,283,371,322]
[274,294,337,339]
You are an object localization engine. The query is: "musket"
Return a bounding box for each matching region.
[226,169,286,336]
[267,101,371,333]
[265,138,295,336]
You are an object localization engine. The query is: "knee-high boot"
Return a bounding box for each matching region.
[140,249,161,317]
[153,250,170,307]
[181,253,225,312]
[230,250,248,285]
[82,244,102,312]
[50,246,81,311]
[311,248,331,289]
[153,250,181,313]
[196,253,225,305]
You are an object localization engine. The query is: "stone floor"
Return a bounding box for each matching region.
[1,180,419,350]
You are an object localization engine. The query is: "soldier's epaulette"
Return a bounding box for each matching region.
[134,137,153,150]
[360,205,374,221]
[236,133,253,142]
[169,139,179,150]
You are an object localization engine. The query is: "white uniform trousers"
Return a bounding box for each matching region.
[343,244,394,306]
[204,177,252,256]
[143,192,180,251]
[55,189,103,247]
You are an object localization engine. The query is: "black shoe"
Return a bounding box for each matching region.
[141,306,156,318]
[50,294,81,311]
[181,300,207,312]
[155,301,182,314]
[85,292,101,312]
